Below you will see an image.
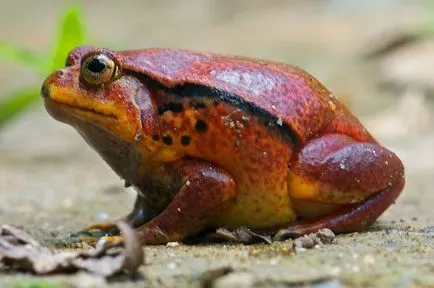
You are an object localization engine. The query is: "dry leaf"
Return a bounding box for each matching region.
[0,222,144,277]
[213,227,273,244]
[189,227,334,246]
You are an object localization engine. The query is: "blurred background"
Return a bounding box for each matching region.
[0,0,433,286]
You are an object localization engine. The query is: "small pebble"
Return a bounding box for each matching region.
[294,228,335,251]
[166,241,180,247]
[316,228,335,244]
[363,254,375,265]
[295,235,316,249]
[92,212,110,221]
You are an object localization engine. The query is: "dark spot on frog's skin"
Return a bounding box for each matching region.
[180,135,191,146]
[189,100,206,109]
[124,181,132,188]
[195,119,208,133]
[152,134,160,141]
[162,135,173,145]
[158,102,183,115]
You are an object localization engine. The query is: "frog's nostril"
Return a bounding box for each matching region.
[41,84,50,98]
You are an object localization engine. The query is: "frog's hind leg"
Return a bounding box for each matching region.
[275,134,405,240]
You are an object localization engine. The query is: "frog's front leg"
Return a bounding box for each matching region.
[135,160,236,244]
[85,195,157,235]
[276,134,405,240]
[77,195,156,243]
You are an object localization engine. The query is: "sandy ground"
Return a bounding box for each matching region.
[1,1,433,287]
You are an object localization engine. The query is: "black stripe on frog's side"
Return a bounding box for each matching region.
[189,99,206,109]
[134,73,299,146]
[157,102,183,115]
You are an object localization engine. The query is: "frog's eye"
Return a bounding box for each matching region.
[80,53,120,86]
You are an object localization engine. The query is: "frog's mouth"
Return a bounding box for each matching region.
[44,96,118,122]
[59,101,118,120]
[42,85,116,120]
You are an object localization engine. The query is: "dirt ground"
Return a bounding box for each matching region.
[0,1,433,287]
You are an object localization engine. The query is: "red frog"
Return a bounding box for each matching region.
[41,47,405,244]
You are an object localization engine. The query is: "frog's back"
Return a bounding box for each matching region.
[113,48,375,228]
[120,48,375,145]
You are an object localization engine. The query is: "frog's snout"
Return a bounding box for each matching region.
[41,69,66,99]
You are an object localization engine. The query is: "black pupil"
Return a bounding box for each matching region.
[87,57,107,74]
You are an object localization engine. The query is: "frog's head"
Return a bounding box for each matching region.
[42,47,159,149]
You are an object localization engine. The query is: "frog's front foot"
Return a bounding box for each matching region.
[74,195,156,242]
[74,223,131,246]
[73,222,119,244]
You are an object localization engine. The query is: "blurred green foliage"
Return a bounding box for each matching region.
[10,280,64,288]
[0,5,86,127]
[425,0,434,34]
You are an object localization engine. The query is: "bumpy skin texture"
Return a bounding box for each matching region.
[41,46,405,244]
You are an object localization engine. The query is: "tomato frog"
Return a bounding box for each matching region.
[41,47,405,244]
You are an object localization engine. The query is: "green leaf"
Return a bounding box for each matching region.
[50,5,86,70]
[0,42,48,74]
[0,88,40,127]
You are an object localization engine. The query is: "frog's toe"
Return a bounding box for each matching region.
[85,222,120,233]
[71,223,120,243]
[69,230,125,248]
[100,235,123,245]
[72,212,145,243]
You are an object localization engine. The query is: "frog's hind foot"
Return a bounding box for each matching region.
[274,176,405,241]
